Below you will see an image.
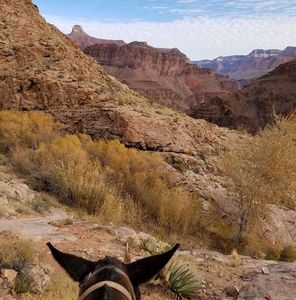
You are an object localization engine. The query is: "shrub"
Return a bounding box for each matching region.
[279,245,296,262]
[207,218,236,253]
[14,272,34,294]
[229,249,240,268]
[220,114,296,249]
[0,231,36,269]
[0,111,57,153]
[2,111,202,238]
[22,271,77,300]
[84,138,201,235]
[32,193,51,213]
[265,244,282,261]
[14,135,131,224]
[167,263,199,299]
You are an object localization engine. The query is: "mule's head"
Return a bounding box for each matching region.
[47,242,180,300]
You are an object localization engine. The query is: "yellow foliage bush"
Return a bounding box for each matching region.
[220,113,296,249]
[1,111,201,237]
[0,111,57,152]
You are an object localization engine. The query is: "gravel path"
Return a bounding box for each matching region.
[0,209,76,242]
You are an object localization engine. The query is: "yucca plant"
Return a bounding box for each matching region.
[167,263,199,299]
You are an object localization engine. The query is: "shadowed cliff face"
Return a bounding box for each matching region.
[234,59,296,132]
[197,58,296,133]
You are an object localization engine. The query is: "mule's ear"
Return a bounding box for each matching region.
[47,242,96,282]
[126,244,180,286]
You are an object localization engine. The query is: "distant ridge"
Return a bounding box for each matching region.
[195,47,296,81]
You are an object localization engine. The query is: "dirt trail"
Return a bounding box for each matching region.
[2,208,296,299]
[0,209,76,243]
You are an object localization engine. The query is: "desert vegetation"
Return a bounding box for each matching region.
[220,114,296,255]
[2,110,296,259]
[0,231,77,299]
[0,111,201,239]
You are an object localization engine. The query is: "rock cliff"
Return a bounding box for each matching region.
[81,34,238,126]
[234,59,296,132]
[191,58,296,132]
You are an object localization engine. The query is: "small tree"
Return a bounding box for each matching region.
[220,114,296,248]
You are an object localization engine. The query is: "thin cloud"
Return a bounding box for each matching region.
[145,0,296,17]
[45,14,296,60]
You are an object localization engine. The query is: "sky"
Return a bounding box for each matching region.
[33,0,296,60]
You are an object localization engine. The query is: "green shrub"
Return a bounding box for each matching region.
[265,245,282,261]
[167,263,199,299]
[14,272,34,294]
[32,193,51,213]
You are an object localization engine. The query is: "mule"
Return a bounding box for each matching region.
[47,242,180,300]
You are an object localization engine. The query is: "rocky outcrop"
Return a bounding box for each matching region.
[218,59,296,132]
[0,157,36,217]
[195,47,296,81]
[189,58,296,133]
[68,25,125,49]
[81,34,239,125]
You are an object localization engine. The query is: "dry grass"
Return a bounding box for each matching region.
[229,249,240,268]
[0,231,36,269]
[22,271,77,300]
[1,111,202,238]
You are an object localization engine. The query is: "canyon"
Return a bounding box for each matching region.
[69,26,296,132]
[195,47,296,81]
[69,26,239,127]
[1,1,296,299]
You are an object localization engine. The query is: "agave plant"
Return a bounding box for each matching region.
[167,263,199,299]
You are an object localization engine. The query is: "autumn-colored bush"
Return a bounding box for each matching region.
[0,111,57,152]
[84,138,199,234]
[12,135,133,225]
[1,111,201,237]
[220,113,296,250]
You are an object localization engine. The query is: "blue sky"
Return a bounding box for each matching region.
[33,0,296,59]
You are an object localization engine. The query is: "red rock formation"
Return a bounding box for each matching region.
[237,59,296,131]
[208,59,296,132]
[82,39,239,124]
[68,25,125,50]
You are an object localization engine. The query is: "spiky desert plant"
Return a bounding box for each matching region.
[167,263,199,299]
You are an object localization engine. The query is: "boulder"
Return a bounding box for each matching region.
[0,269,18,283]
